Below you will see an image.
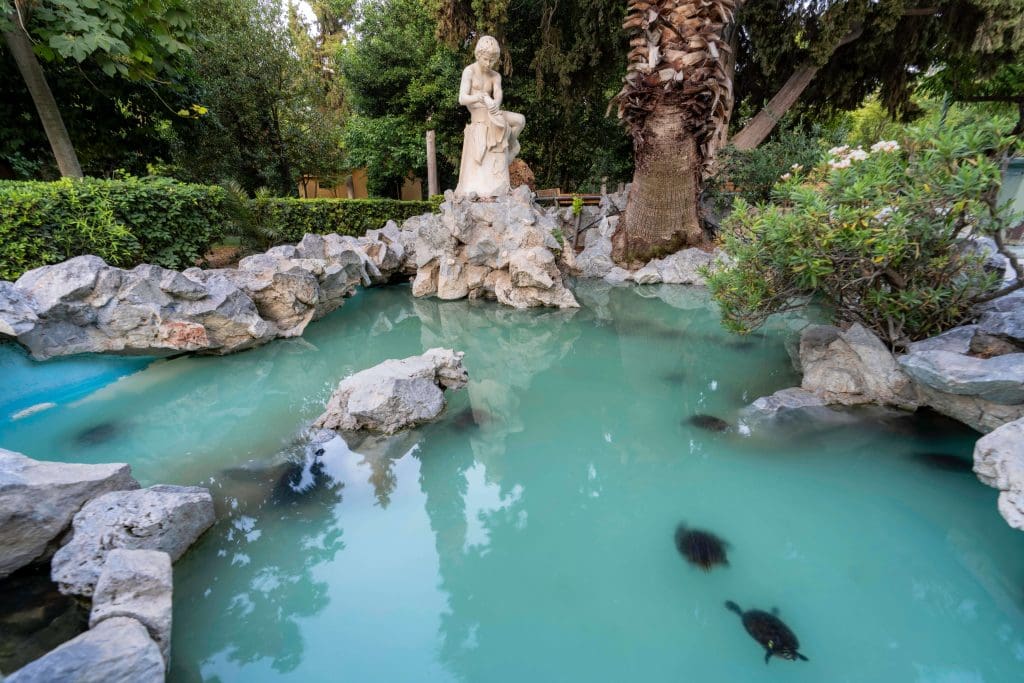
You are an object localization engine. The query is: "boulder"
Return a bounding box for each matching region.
[407,188,577,309]
[0,449,138,578]
[973,417,1024,530]
[89,549,173,666]
[906,325,978,355]
[898,351,1024,404]
[632,248,730,285]
[212,264,320,337]
[799,324,918,409]
[51,485,214,597]
[914,383,1024,434]
[0,281,38,337]
[313,348,469,434]
[5,616,164,683]
[574,216,616,279]
[13,257,275,359]
[741,387,829,422]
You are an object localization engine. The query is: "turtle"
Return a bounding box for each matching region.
[674,524,729,571]
[271,448,328,506]
[687,414,731,432]
[725,601,809,664]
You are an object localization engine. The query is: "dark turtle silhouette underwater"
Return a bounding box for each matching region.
[674,524,729,571]
[687,414,731,432]
[725,601,809,664]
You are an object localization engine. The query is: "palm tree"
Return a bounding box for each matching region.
[612,0,741,265]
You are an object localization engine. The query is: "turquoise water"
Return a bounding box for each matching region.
[2,283,1023,682]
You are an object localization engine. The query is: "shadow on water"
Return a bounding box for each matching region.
[0,564,88,673]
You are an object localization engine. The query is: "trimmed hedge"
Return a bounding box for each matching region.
[0,178,441,281]
[0,177,229,280]
[253,196,441,243]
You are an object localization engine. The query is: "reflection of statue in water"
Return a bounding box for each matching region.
[455,36,525,199]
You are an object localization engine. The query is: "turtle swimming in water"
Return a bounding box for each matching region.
[674,524,729,571]
[725,601,809,664]
[687,414,731,432]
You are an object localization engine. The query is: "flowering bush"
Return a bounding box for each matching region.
[706,122,1020,348]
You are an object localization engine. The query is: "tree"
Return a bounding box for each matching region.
[611,0,740,264]
[1,0,196,177]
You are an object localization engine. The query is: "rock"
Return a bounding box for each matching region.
[89,549,172,666]
[799,324,918,409]
[407,189,577,309]
[0,449,138,579]
[906,325,978,355]
[0,281,37,337]
[969,332,1021,357]
[898,351,1024,404]
[741,388,828,422]
[914,384,1024,434]
[13,257,275,359]
[313,348,469,434]
[977,301,1024,346]
[574,216,616,279]
[973,417,1024,529]
[603,267,633,283]
[632,248,729,286]
[210,265,319,337]
[51,485,214,597]
[5,616,164,683]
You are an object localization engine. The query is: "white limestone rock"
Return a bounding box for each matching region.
[0,281,38,337]
[799,324,918,409]
[89,549,173,666]
[51,485,214,597]
[632,248,730,285]
[5,616,164,683]
[741,387,829,422]
[0,449,139,578]
[313,348,469,434]
[13,256,275,359]
[973,417,1024,530]
[408,188,578,309]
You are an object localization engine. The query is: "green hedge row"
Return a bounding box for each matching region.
[0,178,440,282]
[0,177,230,281]
[253,196,441,243]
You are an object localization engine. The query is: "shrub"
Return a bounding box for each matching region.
[252,197,438,243]
[0,177,228,280]
[707,121,1020,349]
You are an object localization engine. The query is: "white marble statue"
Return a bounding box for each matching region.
[455,36,525,199]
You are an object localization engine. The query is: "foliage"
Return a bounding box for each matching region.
[707,121,1019,348]
[163,0,347,195]
[251,196,438,243]
[706,120,836,218]
[0,176,228,279]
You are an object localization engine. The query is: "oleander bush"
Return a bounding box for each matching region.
[707,120,1021,349]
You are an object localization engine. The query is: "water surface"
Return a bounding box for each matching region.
[2,283,1022,682]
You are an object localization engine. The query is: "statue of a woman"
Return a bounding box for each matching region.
[454,36,525,199]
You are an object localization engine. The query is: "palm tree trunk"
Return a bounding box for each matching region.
[2,17,83,177]
[612,103,703,265]
[729,64,819,151]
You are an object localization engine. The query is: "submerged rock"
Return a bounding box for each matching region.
[0,449,138,579]
[51,485,214,597]
[5,616,164,683]
[973,417,1024,530]
[314,348,469,435]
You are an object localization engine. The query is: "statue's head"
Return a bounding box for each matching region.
[474,36,500,69]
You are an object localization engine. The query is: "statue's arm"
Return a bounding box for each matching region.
[458,67,481,107]
[492,74,503,109]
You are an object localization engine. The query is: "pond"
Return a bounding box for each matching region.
[2,282,1023,682]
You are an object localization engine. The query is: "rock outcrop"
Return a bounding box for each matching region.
[5,616,164,683]
[973,417,1024,530]
[406,188,579,309]
[899,350,1024,404]
[799,324,918,409]
[0,449,138,578]
[632,248,731,285]
[0,226,409,360]
[51,485,214,597]
[89,549,173,666]
[313,348,469,434]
